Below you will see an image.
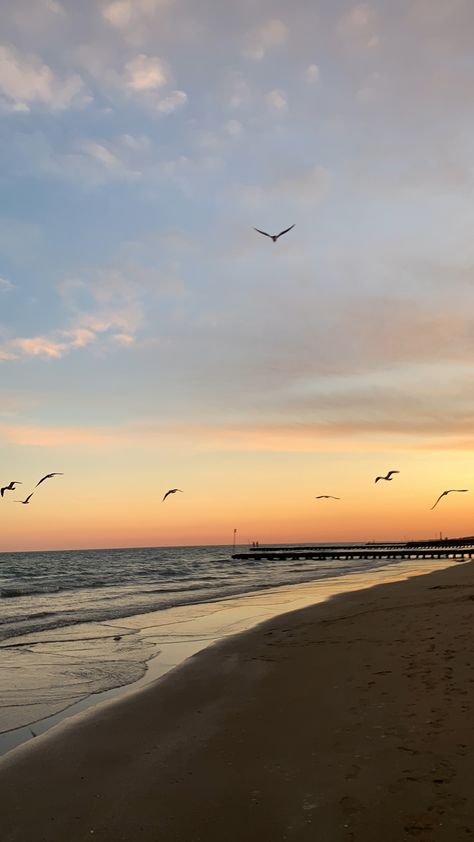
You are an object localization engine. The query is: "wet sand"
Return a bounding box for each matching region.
[1,560,474,841]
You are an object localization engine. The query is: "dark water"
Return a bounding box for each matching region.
[0,543,406,641]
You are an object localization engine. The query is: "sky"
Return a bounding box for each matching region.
[1,0,474,551]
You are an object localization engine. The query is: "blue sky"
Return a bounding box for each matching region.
[2,0,474,549]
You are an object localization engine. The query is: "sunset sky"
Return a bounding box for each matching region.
[1,0,474,551]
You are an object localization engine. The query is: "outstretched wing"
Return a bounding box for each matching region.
[275,224,295,239]
[374,476,382,484]
[430,491,447,510]
[254,228,272,238]
[387,470,400,479]
[35,472,63,488]
[162,490,172,502]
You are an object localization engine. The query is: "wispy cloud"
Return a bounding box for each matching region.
[0,310,140,362]
[0,44,88,111]
[102,0,133,29]
[155,89,187,114]
[102,0,170,32]
[0,277,14,292]
[244,19,288,60]
[5,405,474,454]
[124,53,168,91]
[337,3,379,48]
[72,38,187,115]
[0,262,152,361]
[10,328,96,359]
[225,72,252,110]
[265,88,287,113]
[305,64,320,84]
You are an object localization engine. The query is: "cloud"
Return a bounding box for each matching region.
[0,44,87,111]
[4,327,95,360]
[71,137,146,183]
[306,64,320,84]
[4,403,474,453]
[0,263,151,361]
[20,133,151,187]
[80,140,122,169]
[0,277,14,292]
[102,0,170,31]
[224,119,243,137]
[244,19,288,60]
[156,89,187,114]
[79,50,186,114]
[1,312,139,361]
[124,53,168,91]
[226,72,252,110]
[102,0,133,29]
[337,3,379,48]
[266,88,287,112]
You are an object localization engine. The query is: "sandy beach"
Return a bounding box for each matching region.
[1,560,474,841]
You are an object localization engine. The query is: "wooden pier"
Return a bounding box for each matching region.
[232,538,474,563]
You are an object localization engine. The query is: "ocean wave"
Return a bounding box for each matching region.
[1,586,62,598]
[0,544,408,644]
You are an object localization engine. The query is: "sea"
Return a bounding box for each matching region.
[0,543,455,756]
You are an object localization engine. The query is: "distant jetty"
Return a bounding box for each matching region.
[232,536,474,563]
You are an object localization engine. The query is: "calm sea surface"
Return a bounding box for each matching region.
[0,543,412,641]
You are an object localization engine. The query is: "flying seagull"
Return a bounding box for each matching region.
[35,473,63,489]
[254,224,295,243]
[162,488,183,502]
[375,470,399,484]
[15,493,34,505]
[315,495,341,500]
[430,489,469,510]
[1,481,22,498]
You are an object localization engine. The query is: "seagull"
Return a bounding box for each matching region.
[315,495,341,500]
[162,488,183,502]
[254,224,295,243]
[15,493,34,505]
[35,473,63,489]
[430,489,469,510]
[1,481,22,498]
[375,470,400,484]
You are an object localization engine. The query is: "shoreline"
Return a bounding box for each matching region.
[0,557,453,758]
[1,559,474,840]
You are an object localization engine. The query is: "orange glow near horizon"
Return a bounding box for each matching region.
[1,430,473,552]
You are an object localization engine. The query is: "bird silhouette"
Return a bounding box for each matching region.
[1,481,22,498]
[162,488,183,502]
[375,470,399,484]
[254,224,295,243]
[35,473,63,489]
[15,493,34,505]
[430,489,469,510]
[315,495,341,500]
